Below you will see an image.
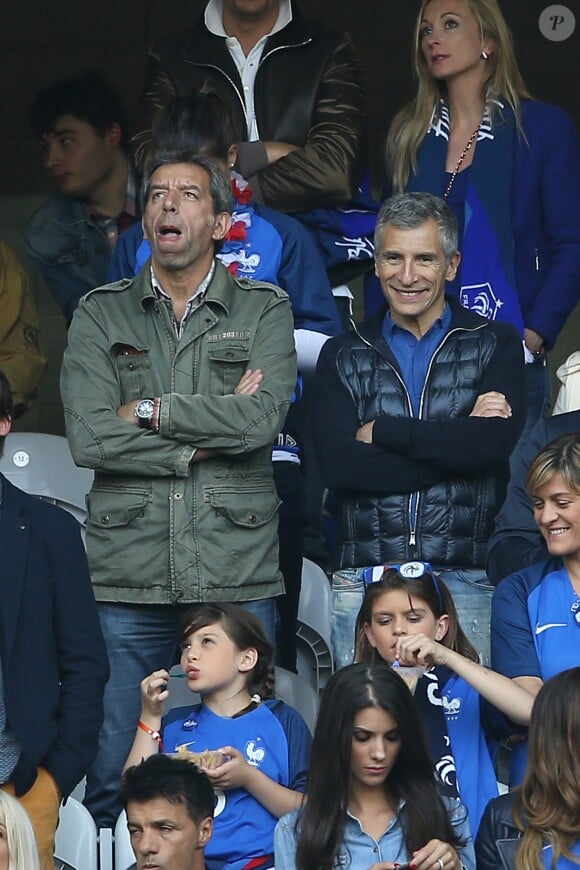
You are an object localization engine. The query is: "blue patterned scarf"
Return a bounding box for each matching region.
[408,100,524,337]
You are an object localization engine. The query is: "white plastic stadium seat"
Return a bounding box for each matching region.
[296,558,334,692]
[274,667,319,734]
[0,433,93,527]
[54,797,98,870]
[114,810,136,870]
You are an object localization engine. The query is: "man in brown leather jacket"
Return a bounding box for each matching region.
[132,0,367,214]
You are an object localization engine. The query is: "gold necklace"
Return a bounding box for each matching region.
[443,122,482,200]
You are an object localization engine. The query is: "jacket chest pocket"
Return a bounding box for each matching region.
[206,485,281,528]
[55,237,89,266]
[115,352,152,403]
[207,344,250,395]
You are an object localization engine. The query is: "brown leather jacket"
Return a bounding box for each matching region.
[132,1,367,213]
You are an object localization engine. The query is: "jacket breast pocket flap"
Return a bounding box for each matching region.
[207,487,281,528]
[55,239,88,266]
[207,345,250,364]
[86,487,150,528]
[207,344,251,394]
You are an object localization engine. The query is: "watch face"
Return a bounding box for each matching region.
[136,399,154,419]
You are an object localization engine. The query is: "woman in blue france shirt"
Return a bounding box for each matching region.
[492,434,580,783]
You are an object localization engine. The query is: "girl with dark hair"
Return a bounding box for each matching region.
[124,603,311,870]
[476,667,580,870]
[356,563,533,834]
[275,662,475,869]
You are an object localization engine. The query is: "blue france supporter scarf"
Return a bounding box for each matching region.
[292,177,379,271]
[408,99,524,338]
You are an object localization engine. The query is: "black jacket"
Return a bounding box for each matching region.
[476,792,523,870]
[0,476,109,797]
[312,298,526,569]
[132,1,367,212]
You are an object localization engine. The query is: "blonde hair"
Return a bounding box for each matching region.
[386,0,532,192]
[0,791,41,870]
[526,434,580,497]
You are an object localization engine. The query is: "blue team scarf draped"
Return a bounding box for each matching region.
[292,176,379,271]
[408,99,524,338]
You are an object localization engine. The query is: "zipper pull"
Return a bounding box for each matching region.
[409,530,416,546]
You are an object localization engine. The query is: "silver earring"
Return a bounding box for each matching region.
[480,50,489,60]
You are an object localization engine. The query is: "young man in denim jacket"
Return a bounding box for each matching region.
[22,71,139,322]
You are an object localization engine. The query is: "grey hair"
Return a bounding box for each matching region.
[141,150,233,216]
[374,192,459,266]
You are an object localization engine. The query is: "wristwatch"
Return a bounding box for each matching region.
[134,398,155,429]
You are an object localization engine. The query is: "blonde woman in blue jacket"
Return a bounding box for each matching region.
[383,0,580,454]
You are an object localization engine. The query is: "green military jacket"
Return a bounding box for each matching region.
[60,261,297,604]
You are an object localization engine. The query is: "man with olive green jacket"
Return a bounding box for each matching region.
[60,150,296,828]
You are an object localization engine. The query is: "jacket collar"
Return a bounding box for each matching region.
[42,164,140,231]
[205,0,292,39]
[186,0,313,65]
[0,473,28,518]
[137,259,236,315]
[355,295,489,344]
[0,475,30,658]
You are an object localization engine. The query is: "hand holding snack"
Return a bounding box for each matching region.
[140,669,170,718]
[391,661,424,695]
[396,634,450,669]
[197,746,251,791]
[175,747,228,770]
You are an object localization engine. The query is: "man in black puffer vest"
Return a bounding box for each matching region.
[312,193,526,668]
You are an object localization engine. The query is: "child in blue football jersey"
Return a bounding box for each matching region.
[355,564,534,836]
[124,603,311,870]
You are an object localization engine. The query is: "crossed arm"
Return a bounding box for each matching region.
[116,368,265,463]
[312,326,526,493]
[61,293,296,476]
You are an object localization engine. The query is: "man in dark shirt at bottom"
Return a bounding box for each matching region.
[120,754,214,870]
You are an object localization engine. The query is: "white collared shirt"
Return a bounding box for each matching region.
[204,0,292,140]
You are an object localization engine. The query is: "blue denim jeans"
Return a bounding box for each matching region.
[437,569,494,666]
[331,566,494,672]
[84,597,276,829]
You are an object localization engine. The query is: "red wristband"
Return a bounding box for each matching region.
[138,720,164,751]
